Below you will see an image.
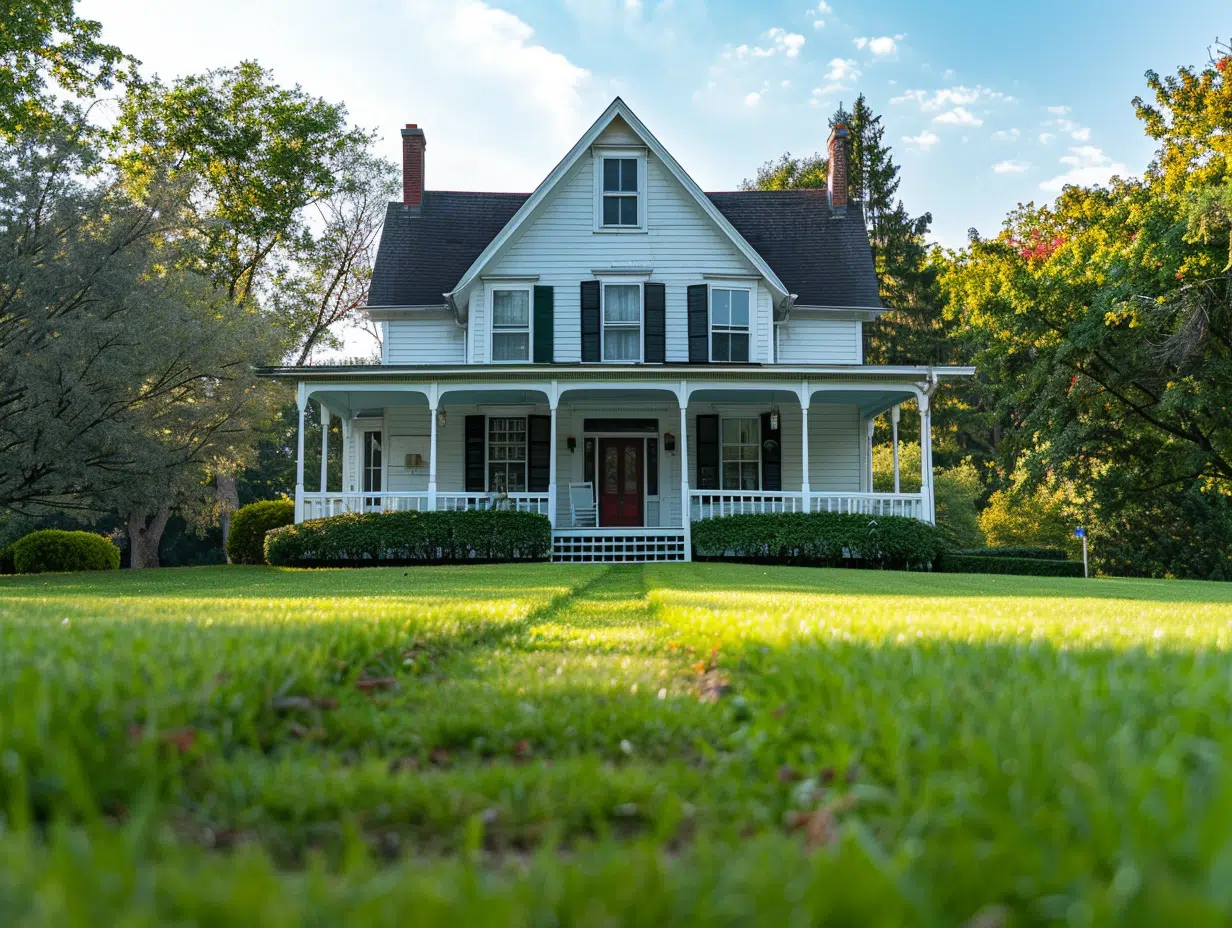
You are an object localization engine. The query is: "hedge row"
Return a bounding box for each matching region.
[691,511,944,569]
[265,509,552,567]
[949,546,1071,561]
[2,530,121,574]
[936,553,1084,577]
[226,499,294,565]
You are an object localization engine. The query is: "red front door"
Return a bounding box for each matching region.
[599,438,644,527]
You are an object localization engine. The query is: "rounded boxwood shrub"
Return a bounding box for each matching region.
[266,509,551,567]
[10,530,121,574]
[691,511,943,570]
[227,499,295,565]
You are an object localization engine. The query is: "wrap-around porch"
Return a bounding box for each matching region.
[290,370,944,562]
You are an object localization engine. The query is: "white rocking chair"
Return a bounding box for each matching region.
[569,482,597,527]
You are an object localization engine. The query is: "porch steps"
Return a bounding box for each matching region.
[552,529,687,563]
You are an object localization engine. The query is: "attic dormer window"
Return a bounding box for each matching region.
[594,149,646,232]
[602,158,638,226]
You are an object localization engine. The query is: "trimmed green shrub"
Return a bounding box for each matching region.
[10,530,120,574]
[227,499,294,565]
[936,554,1083,577]
[265,509,552,567]
[950,547,1070,561]
[0,544,15,575]
[691,512,944,570]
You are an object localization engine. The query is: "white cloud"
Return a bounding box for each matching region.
[623,0,641,10]
[902,130,939,151]
[942,68,954,80]
[855,35,900,57]
[781,79,791,88]
[934,106,982,127]
[807,1,831,27]
[1040,145,1128,191]
[891,84,1012,111]
[825,57,861,82]
[1039,131,1055,144]
[991,128,1021,141]
[809,83,846,104]
[746,27,805,58]
[993,159,1030,173]
[1047,105,1071,115]
[745,91,762,106]
[815,0,832,11]
[1071,126,1091,141]
[813,19,826,29]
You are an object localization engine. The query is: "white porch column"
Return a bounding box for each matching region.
[294,386,307,523]
[919,394,934,522]
[866,419,876,493]
[319,402,330,498]
[891,405,901,494]
[679,382,691,561]
[427,384,439,512]
[800,390,811,508]
[548,383,559,529]
[341,416,353,494]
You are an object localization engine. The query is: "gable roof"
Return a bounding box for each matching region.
[441,98,792,318]
[369,192,529,307]
[706,191,882,309]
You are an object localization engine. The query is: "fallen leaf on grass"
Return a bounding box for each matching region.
[388,756,419,774]
[963,904,1009,928]
[356,676,397,692]
[786,806,838,850]
[696,670,731,703]
[430,747,452,767]
[287,723,327,740]
[273,695,339,711]
[512,739,532,760]
[162,728,197,753]
[777,764,802,783]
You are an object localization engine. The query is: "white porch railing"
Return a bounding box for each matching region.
[302,492,430,519]
[435,493,551,515]
[689,491,807,521]
[810,492,925,520]
[687,490,926,522]
[300,491,551,520]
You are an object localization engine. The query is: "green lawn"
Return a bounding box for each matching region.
[3,564,1232,924]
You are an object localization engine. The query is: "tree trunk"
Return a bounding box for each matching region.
[127,507,170,569]
[215,473,240,563]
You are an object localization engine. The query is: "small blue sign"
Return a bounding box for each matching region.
[1073,527,1086,538]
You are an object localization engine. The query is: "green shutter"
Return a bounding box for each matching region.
[533,285,554,363]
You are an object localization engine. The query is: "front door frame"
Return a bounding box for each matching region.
[597,436,645,527]
[584,424,659,528]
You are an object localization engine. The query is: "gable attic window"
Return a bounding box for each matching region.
[491,287,531,361]
[594,150,646,231]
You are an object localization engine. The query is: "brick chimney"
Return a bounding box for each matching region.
[827,106,850,216]
[401,124,426,207]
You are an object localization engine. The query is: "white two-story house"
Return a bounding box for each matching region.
[262,98,973,562]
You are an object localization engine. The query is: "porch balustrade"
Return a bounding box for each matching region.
[300,491,551,520]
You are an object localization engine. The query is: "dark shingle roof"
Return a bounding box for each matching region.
[706,191,881,308]
[368,188,881,309]
[369,192,530,306]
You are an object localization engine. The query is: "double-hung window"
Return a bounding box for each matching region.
[601,157,639,227]
[487,417,527,492]
[721,418,760,490]
[711,288,751,362]
[602,283,641,362]
[491,288,531,361]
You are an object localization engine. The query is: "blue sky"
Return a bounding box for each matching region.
[83,0,1220,248]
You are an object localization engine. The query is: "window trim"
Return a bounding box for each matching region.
[719,415,763,491]
[592,147,648,234]
[708,283,754,363]
[487,284,534,364]
[486,415,528,492]
[600,279,644,364]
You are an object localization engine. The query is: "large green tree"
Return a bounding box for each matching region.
[0,0,131,138]
[943,38,1232,578]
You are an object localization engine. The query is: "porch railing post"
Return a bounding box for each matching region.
[548,383,559,529]
[427,384,439,513]
[679,382,691,561]
[294,386,307,523]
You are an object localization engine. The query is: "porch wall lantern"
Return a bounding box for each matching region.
[567,435,577,453]
[663,432,677,454]
[769,407,780,431]
[437,409,447,428]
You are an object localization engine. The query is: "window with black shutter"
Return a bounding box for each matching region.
[527,414,551,492]
[696,414,719,489]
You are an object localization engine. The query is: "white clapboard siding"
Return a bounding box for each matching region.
[386,313,465,364]
[475,131,771,364]
[776,317,861,364]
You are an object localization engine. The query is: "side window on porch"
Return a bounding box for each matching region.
[487,417,527,492]
[362,430,382,503]
[721,418,760,490]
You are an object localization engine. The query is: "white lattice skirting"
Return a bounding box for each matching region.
[552,529,687,563]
